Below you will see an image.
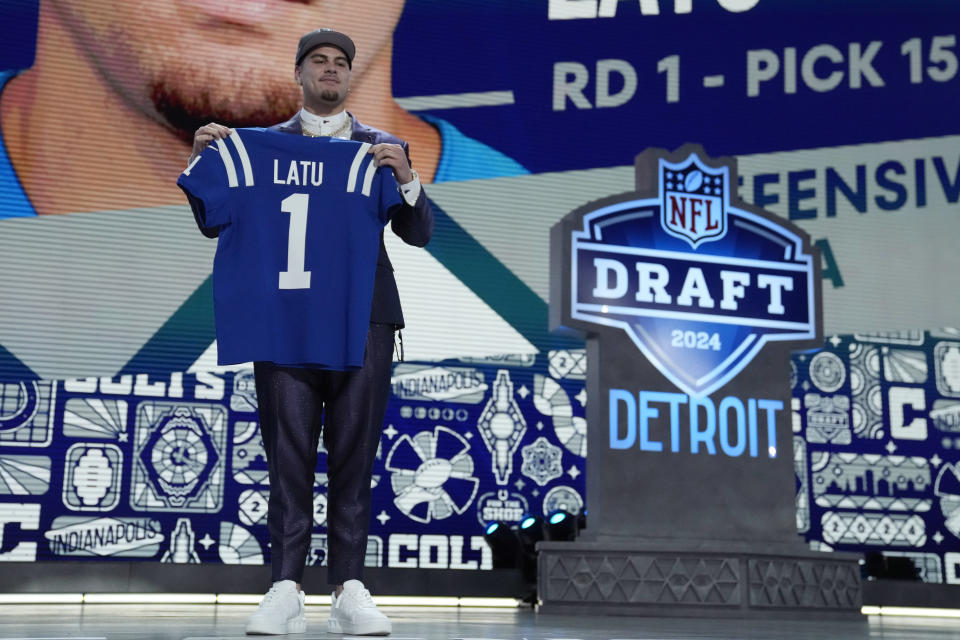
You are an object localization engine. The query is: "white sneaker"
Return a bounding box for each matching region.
[245,580,307,635]
[327,579,392,636]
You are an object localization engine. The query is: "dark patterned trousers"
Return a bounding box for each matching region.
[253,323,394,585]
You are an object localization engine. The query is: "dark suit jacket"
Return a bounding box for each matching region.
[263,114,433,327]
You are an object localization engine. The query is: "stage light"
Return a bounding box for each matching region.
[515,514,545,585]
[217,594,265,604]
[0,593,521,608]
[863,606,960,619]
[83,593,217,604]
[544,509,578,541]
[482,520,521,569]
[517,514,544,550]
[0,593,83,604]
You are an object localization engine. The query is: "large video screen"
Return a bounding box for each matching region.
[0,0,958,584]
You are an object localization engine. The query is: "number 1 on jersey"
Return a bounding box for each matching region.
[278,193,312,290]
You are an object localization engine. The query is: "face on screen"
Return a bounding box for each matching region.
[49,0,403,133]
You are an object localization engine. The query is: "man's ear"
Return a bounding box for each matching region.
[294,65,302,86]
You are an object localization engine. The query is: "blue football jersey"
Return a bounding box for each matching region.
[177,128,402,369]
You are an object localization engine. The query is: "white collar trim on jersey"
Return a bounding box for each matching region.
[299,108,349,136]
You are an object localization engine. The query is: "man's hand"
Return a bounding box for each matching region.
[189,123,234,164]
[369,143,414,184]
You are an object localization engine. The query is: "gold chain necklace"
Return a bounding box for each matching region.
[301,114,353,139]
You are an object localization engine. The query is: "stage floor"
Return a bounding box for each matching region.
[0,604,959,640]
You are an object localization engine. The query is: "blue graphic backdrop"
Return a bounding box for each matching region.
[794,330,960,584]
[0,355,589,571]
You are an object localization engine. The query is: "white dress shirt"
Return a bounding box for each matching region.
[299,108,421,206]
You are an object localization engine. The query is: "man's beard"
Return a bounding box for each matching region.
[320,89,342,103]
[148,66,303,141]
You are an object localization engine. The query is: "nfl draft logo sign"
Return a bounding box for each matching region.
[541,151,861,618]
[561,146,819,398]
[548,143,824,544]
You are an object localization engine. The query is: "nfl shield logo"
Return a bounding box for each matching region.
[660,155,727,249]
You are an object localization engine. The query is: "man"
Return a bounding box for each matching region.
[186,30,431,636]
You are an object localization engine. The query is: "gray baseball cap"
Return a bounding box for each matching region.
[296,29,356,67]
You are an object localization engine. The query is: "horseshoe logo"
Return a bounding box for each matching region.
[0,381,40,432]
